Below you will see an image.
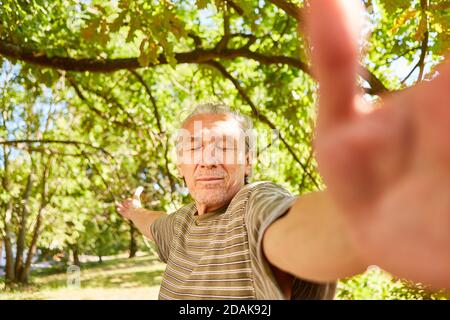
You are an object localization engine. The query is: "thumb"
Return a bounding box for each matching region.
[131,186,144,208]
[133,186,144,201]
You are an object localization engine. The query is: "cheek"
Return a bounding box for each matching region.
[223,165,245,182]
[180,165,196,182]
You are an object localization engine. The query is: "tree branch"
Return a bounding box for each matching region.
[68,77,138,129]
[204,60,321,189]
[0,40,309,73]
[389,46,421,62]
[225,0,244,15]
[129,70,163,134]
[79,149,118,202]
[267,0,302,23]
[0,40,387,94]
[266,0,389,94]
[360,65,390,95]
[27,147,97,157]
[188,32,203,48]
[417,0,429,82]
[401,60,420,84]
[0,139,113,158]
[216,2,231,51]
[230,33,257,49]
[129,70,177,196]
[298,148,314,193]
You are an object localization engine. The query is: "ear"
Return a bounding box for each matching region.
[244,152,253,177]
[176,163,184,179]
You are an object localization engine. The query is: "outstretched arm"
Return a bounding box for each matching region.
[264,0,450,289]
[263,191,368,283]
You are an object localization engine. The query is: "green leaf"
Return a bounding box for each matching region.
[196,0,209,10]
[81,18,100,41]
[110,11,127,33]
[138,38,158,67]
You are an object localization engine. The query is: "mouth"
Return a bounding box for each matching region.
[196,176,225,183]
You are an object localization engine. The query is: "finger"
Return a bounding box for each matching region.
[122,201,131,209]
[306,0,364,130]
[133,186,144,200]
[123,198,133,205]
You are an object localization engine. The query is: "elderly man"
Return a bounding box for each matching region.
[117,0,450,299]
[118,102,340,299]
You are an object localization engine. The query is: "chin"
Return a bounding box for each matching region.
[193,191,230,206]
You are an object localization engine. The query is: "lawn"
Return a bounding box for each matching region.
[0,254,165,300]
[1,255,448,300]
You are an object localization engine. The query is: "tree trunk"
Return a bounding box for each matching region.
[3,203,15,284]
[1,144,15,284]
[15,166,34,280]
[19,209,43,284]
[98,255,103,263]
[129,225,137,258]
[19,154,52,284]
[4,233,15,284]
[0,239,3,281]
[72,244,80,266]
[0,239,3,269]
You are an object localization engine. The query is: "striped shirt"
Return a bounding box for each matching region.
[150,181,336,300]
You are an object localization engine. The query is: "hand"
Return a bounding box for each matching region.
[116,186,144,220]
[307,0,450,288]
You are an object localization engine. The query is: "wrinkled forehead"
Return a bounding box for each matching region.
[179,113,244,139]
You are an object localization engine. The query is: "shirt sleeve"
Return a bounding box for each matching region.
[244,181,336,300]
[150,212,177,263]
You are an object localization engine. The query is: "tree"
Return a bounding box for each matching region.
[0,0,448,297]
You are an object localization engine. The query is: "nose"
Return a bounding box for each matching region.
[199,144,220,167]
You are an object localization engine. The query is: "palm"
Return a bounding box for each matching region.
[116,186,143,219]
[308,0,450,288]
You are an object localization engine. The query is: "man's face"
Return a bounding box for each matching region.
[176,113,251,211]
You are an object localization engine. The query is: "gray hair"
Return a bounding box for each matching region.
[180,102,254,155]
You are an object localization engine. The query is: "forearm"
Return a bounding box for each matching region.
[129,208,166,241]
[263,191,368,283]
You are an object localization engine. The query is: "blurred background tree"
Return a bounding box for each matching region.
[0,0,448,299]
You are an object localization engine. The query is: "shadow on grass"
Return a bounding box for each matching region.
[7,254,166,294]
[31,255,161,277]
[40,269,164,290]
[83,269,163,289]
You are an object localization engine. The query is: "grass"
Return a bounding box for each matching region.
[0,254,165,300]
[2,256,448,300]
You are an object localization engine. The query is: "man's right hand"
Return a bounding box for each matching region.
[116,186,144,220]
[306,0,450,288]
